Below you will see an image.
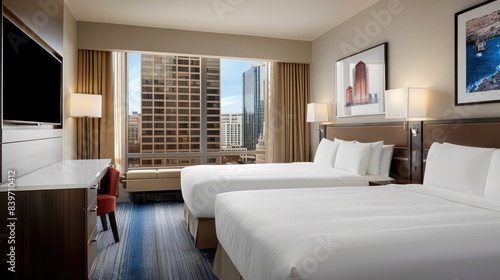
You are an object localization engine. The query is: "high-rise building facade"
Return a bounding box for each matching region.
[242,63,267,150]
[221,113,243,148]
[128,111,141,155]
[138,54,220,167]
[352,61,369,104]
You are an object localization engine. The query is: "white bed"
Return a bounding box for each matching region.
[182,162,391,218]
[213,142,500,279]
[215,185,500,280]
[181,139,394,248]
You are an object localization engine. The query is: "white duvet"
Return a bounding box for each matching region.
[215,185,500,280]
[182,162,390,218]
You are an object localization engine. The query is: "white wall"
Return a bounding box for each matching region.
[62,5,78,160]
[311,0,500,150]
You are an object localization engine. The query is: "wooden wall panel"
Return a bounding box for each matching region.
[3,0,63,55]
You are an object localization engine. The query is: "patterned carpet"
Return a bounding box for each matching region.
[89,201,218,280]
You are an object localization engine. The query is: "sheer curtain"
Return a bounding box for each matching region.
[267,62,311,163]
[112,52,127,174]
[76,50,114,160]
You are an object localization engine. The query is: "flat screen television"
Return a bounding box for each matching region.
[2,16,63,125]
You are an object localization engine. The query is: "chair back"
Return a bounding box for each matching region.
[99,166,120,196]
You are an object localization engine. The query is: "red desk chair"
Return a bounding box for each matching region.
[97,166,120,242]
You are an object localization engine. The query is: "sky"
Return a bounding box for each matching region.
[127,53,261,114]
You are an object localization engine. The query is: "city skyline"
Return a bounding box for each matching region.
[128,53,264,115]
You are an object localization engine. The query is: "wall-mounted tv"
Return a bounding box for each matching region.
[2,16,63,125]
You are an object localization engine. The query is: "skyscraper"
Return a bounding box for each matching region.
[220,113,243,148]
[353,61,369,104]
[138,54,220,167]
[242,63,267,150]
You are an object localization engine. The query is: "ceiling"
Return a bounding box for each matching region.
[65,0,380,41]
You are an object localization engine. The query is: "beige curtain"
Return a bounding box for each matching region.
[267,62,311,163]
[76,50,114,161]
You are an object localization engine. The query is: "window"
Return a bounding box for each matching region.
[127,53,268,167]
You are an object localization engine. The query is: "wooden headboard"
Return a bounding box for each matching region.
[325,122,415,182]
[423,118,500,149]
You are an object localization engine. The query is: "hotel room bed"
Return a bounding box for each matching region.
[214,185,500,280]
[213,139,500,279]
[182,161,392,218]
[182,122,411,248]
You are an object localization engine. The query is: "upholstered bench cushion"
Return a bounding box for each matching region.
[125,169,181,192]
[158,169,181,178]
[126,169,157,179]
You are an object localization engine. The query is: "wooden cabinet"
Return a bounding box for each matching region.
[3,0,64,55]
[86,182,99,275]
[0,159,110,280]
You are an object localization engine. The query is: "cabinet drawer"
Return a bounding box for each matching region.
[87,184,98,206]
[86,197,98,240]
[87,226,98,274]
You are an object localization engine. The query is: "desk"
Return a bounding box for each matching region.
[0,159,110,280]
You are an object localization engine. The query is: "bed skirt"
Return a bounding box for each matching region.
[213,243,244,280]
[183,204,218,249]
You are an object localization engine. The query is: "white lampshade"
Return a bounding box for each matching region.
[70,93,102,118]
[307,103,329,122]
[385,87,426,119]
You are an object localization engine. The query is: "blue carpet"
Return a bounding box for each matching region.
[89,202,218,280]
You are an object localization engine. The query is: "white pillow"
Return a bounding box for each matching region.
[334,141,372,175]
[365,141,383,175]
[313,138,341,168]
[379,144,394,177]
[484,149,500,199]
[423,143,494,195]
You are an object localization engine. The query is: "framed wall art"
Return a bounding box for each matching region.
[455,0,500,105]
[335,43,387,117]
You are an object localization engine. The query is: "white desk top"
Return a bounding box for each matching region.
[0,159,111,191]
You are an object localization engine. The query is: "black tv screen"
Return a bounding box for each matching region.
[2,16,62,125]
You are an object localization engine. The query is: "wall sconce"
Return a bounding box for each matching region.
[70,93,102,159]
[307,103,329,139]
[384,87,426,136]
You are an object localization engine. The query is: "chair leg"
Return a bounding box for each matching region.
[108,211,120,242]
[100,214,108,231]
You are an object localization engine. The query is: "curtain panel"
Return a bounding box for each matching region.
[267,62,311,163]
[112,52,127,174]
[76,50,114,160]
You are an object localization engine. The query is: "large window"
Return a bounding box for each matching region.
[127,53,268,168]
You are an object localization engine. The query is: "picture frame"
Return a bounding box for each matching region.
[455,0,500,106]
[335,43,387,117]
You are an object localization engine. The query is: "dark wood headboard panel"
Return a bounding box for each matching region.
[325,122,413,181]
[423,118,500,149]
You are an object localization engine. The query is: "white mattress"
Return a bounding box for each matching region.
[182,162,390,218]
[215,185,500,280]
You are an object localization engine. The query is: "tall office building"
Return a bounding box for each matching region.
[139,54,220,167]
[221,113,243,148]
[128,111,141,154]
[352,61,369,104]
[242,62,267,150]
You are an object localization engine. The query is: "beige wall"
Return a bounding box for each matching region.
[77,21,311,63]
[311,0,500,148]
[62,5,78,160]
